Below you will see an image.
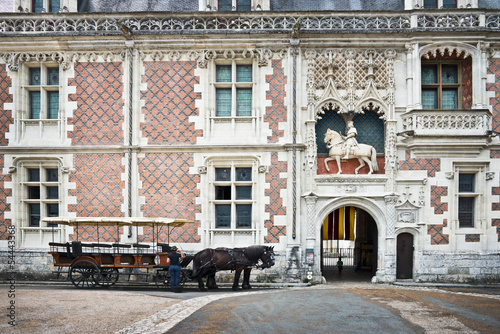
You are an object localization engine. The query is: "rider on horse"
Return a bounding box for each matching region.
[342,121,359,159]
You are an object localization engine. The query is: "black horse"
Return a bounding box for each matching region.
[189,245,275,291]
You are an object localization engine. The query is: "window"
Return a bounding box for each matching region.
[214,167,253,228]
[458,173,475,228]
[22,166,60,227]
[215,63,252,117]
[423,0,456,8]
[421,61,461,110]
[218,0,251,11]
[25,65,60,119]
[32,0,60,13]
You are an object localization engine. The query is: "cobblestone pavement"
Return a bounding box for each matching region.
[1,279,499,334]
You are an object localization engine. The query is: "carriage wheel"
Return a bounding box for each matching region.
[69,260,100,289]
[180,270,189,285]
[154,270,170,289]
[98,268,119,287]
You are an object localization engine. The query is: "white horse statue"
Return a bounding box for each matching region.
[323,128,379,175]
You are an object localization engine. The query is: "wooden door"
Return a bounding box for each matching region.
[396,233,413,279]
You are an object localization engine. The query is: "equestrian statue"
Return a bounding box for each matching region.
[323,121,379,175]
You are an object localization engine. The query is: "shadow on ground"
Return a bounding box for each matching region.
[323,268,374,283]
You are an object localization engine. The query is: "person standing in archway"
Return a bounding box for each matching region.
[337,257,343,274]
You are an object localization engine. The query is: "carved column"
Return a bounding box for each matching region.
[304,49,318,192]
[384,194,398,238]
[304,194,318,240]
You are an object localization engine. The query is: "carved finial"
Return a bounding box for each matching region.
[291,18,302,39]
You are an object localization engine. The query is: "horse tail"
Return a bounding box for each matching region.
[371,147,379,172]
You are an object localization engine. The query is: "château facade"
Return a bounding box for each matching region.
[0,0,499,283]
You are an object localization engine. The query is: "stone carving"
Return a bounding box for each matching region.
[323,123,379,175]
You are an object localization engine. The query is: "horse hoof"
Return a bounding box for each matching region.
[197,288,207,292]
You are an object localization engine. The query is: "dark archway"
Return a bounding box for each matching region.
[321,207,378,282]
[396,233,414,279]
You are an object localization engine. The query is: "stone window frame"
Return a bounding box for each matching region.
[201,0,269,11]
[409,0,476,9]
[421,59,463,110]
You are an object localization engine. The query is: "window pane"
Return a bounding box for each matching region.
[29,186,40,199]
[216,88,232,116]
[236,204,252,228]
[218,0,232,11]
[441,65,458,84]
[459,174,475,193]
[236,186,251,199]
[47,67,59,85]
[215,204,231,228]
[236,65,252,82]
[29,204,40,227]
[442,0,456,9]
[422,89,438,109]
[28,169,40,181]
[422,65,437,84]
[46,169,58,182]
[215,168,231,181]
[423,0,437,8]
[237,0,251,11]
[442,89,458,109]
[235,168,251,181]
[458,197,474,228]
[215,186,231,200]
[47,186,58,199]
[30,91,41,119]
[236,88,252,116]
[32,0,43,12]
[50,0,61,13]
[47,203,59,217]
[216,65,232,82]
[47,91,59,119]
[30,68,41,85]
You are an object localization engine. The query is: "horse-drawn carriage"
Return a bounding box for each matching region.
[43,217,276,290]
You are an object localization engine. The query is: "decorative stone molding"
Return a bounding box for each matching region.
[198,166,207,174]
[0,51,73,71]
[258,165,267,173]
[486,172,495,181]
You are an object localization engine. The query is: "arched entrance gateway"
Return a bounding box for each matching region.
[320,207,378,281]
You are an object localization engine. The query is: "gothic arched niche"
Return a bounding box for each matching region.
[315,102,346,154]
[353,108,385,153]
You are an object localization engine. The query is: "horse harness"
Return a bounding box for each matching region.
[200,247,257,272]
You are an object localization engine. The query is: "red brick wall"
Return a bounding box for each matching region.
[0,64,13,146]
[428,219,449,245]
[138,152,200,243]
[141,61,201,145]
[0,155,12,240]
[399,150,440,177]
[265,60,287,143]
[264,152,287,243]
[487,58,500,133]
[69,62,124,146]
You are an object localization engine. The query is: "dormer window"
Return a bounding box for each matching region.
[218,0,251,11]
[32,0,60,13]
[423,0,456,8]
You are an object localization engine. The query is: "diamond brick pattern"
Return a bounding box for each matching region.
[141,61,202,145]
[69,153,125,217]
[0,155,12,240]
[0,65,13,147]
[492,219,500,242]
[138,153,200,243]
[265,60,287,143]
[428,219,449,245]
[462,56,473,109]
[316,109,346,154]
[487,58,500,133]
[431,186,448,214]
[400,150,440,177]
[70,225,121,242]
[491,150,500,159]
[69,62,124,146]
[353,110,385,153]
[493,186,500,211]
[465,234,480,242]
[264,152,287,243]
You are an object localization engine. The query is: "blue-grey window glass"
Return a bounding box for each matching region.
[50,0,61,12]
[47,91,59,119]
[237,0,251,11]
[442,89,458,109]
[215,204,231,228]
[32,0,43,13]
[48,67,59,85]
[218,0,232,11]
[423,0,437,8]
[422,89,438,109]
[236,168,251,181]
[441,65,458,84]
[47,203,59,217]
[215,186,231,200]
[29,203,40,227]
[216,65,232,82]
[30,91,41,119]
[236,88,252,116]
[236,186,251,200]
[236,65,252,82]
[29,186,40,199]
[459,174,474,192]
[422,65,437,84]
[353,109,385,153]
[46,168,58,182]
[236,204,251,228]
[30,68,41,85]
[28,169,40,181]
[216,88,232,116]
[442,0,456,8]
[47,186,58,199]
[458,197,474,228]
[215,168,231,181]
[315,108,346,154]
